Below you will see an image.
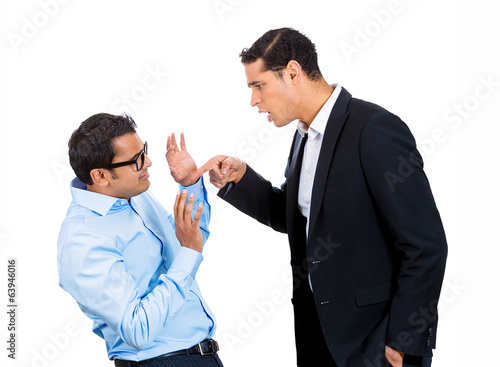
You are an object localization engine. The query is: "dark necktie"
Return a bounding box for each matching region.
[288,131,309,229]
[296,132,308,174]
[287,131,308,202]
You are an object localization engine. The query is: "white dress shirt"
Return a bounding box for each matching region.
[297,84,342,239]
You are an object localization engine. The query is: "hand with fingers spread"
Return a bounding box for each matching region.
[173,190,204,253]
[191,155,247,189]
[166,133,198,186]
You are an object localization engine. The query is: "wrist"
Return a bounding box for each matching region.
[233,162,247,184]
[179,175,203,190]
[181,179,197,186]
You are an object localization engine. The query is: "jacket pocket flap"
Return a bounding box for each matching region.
[354,281,393,307]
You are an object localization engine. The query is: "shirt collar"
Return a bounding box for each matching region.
[70,178,129,216]
[297,84,342,139]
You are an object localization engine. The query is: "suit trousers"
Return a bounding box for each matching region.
[119,353,224,367]
[402,354,432,367]
[293,285,338,366]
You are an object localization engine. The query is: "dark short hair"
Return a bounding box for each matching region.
[68,113,137,185]
[240,27,322,81]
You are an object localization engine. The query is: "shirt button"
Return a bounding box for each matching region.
[311,142,316,147]
[307,174,312,179]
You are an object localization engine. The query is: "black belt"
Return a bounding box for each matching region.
[114,339,219,367]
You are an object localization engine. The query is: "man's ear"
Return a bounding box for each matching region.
[89,168,110,187]
[286,60,301,84]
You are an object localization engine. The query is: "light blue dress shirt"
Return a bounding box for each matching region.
[57,177,216,361]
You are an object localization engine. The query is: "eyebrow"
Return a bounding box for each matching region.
[247,80,263,88]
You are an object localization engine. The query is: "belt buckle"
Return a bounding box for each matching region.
[198,339,218,355]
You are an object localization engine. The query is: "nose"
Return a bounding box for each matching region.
[145,154,152,168]
[250,90,260,107]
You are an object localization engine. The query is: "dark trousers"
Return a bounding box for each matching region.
[122,354,224,367]
[403,354,432,367]
[292,286,432,367]
[292,287,338,366]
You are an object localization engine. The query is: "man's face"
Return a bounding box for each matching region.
[244,58,297,127]
[105,132,152,199]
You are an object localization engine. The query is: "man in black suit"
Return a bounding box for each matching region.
[193,28,447,367]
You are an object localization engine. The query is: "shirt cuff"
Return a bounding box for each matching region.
[222,182,235,197]
[170,246,203,279]
[180,177,206,202]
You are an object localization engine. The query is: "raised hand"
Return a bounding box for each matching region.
[173,190,203,253]
[191,155,247,189]
[166,133,198,186]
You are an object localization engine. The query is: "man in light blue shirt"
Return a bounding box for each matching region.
[57,113,223,367]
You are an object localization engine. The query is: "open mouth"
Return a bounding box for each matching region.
[259,110,272,122]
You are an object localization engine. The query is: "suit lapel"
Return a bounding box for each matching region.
[308,88,352,239]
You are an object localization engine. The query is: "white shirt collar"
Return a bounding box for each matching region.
[70,178,127,216]
[297,84,342,139]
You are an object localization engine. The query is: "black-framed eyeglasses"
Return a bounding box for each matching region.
[101,142,148,172]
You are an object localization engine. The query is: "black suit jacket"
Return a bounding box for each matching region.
[219,88,447,366]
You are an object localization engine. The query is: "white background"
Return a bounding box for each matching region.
[1,0,498,366]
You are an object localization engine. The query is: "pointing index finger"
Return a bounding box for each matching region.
[190,156,225,182]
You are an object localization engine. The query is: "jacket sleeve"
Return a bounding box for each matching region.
[217,131,303,234]
[359,112,448,356]
[218,165,288,233]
